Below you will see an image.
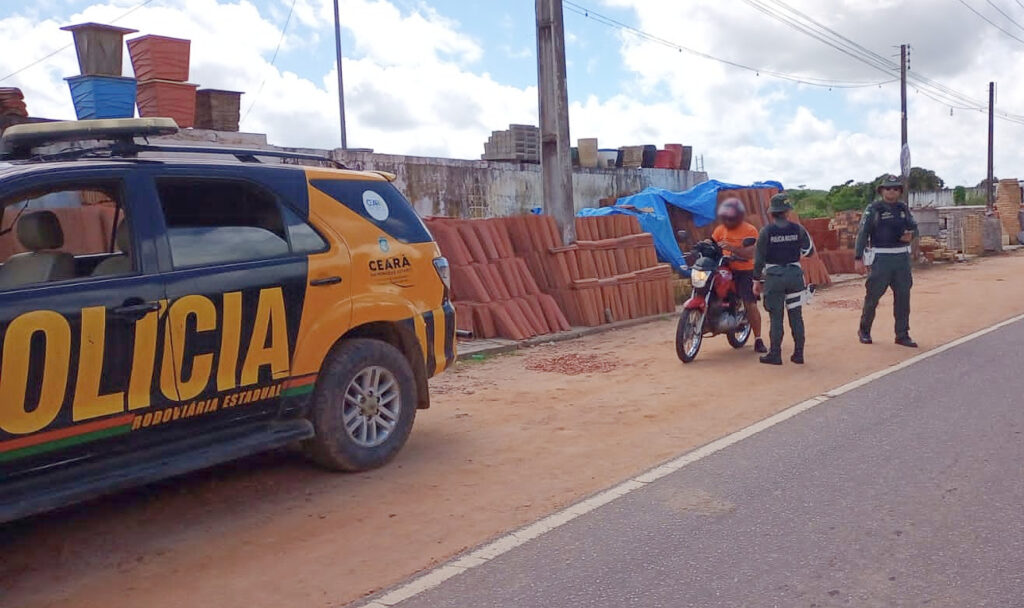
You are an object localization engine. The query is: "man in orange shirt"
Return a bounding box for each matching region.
[712,198,767,353]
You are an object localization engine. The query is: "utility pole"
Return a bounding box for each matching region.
[333,0,348,149]
[987,81,995,209]
[535,0,575,244]
[900,44,909,199]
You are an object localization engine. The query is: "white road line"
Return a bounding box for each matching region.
[353,312,1024,608]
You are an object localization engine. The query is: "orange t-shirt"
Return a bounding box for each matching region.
[712,222,759,271]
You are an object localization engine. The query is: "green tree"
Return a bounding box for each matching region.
[907,167,945,191]
[953,186,966,205]
[825,180,874,212]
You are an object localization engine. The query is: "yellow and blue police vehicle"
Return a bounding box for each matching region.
[0,118,454,522]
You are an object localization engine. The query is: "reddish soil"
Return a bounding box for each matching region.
[524,352,620,375]
[2,254,1024,608]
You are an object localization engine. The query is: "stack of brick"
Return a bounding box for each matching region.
[963,213,984,255]
[919,236,957,262]
[801,217,855,274]
[501,214,676,328]
[995,179,1022,244]
[425,217,571,341]
[481,124,540,163]
[829,211,862,249]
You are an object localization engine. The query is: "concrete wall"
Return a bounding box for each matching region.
[148,130,709,218]
[332,150,708,218]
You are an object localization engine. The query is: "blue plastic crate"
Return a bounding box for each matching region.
[65,75,137,119]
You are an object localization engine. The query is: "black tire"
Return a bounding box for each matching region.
[675,309,704,363]
[304,339,418,472]
[727,304,752,349]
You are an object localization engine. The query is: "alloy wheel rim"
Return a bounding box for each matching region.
[342,366,401,448]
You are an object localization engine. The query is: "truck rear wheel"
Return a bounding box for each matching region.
[305,339,417,471]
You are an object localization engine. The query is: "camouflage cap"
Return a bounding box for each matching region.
[768,193,792,214]
[876,174,904,192]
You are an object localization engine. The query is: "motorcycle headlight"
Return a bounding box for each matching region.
[690,269,711,288]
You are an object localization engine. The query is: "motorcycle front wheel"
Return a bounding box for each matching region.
[676,308,704,363]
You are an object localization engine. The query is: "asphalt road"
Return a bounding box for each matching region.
[387,319,1024,608]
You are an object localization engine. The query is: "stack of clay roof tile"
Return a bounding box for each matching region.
[0,88,27,118]
[503,214,676,328]
[424,217,571,341]
[653,187,832,286]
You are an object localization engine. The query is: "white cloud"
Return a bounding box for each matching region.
[4,0,1024,188]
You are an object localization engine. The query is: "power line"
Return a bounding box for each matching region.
[562,1,892,88]
[984,0,1024,32]
[241,0,298,122]
[955,0,1024,45]
[742,0,1024,123]
[0,0,158,83]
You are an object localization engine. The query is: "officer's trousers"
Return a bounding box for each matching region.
[859,252,912,339]
[763,265,806,356]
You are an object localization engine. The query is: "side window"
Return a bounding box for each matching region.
[281,204,328,255]
[156,179,291,268]
[0,181,132,290]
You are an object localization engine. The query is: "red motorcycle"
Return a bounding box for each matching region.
[675,235,756,363]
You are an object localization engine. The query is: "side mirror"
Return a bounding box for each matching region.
[741,237,756,247]
[676,229,688,241]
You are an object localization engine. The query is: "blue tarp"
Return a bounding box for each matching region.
[577,180,784,276]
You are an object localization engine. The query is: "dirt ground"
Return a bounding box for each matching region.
[3,253,1024,608]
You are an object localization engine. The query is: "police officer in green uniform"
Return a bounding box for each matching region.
[753,194,816,365]
[855,174,919,348]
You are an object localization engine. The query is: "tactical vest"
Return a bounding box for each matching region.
[763,222,804,265]
[867,201,913,249]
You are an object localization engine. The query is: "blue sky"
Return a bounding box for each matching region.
[2,0,1021,188]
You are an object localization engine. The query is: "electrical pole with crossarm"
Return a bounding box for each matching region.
[536,0,576,244]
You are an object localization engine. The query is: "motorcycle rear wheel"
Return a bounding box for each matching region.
[676,309,704,363]
[727,303,752,349]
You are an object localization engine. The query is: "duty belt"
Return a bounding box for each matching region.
[870,246,911,254]
[764,262,802,269]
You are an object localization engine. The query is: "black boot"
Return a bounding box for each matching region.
[791,350,804,364]
[754,338,768,354]
[858,329,873,344]
[895,336,918,348]
[760,352,783,365]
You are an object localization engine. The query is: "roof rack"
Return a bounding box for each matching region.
[0,118,345,169]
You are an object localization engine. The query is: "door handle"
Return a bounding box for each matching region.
[113,300,161,318]
[310,276,342,287]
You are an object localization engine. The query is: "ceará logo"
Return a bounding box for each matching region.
[362,191,390,222]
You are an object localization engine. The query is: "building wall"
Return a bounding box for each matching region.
[910,187,986,208]
[149,130,709,218]
[936,206,986,253]
[332,150,708,218]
